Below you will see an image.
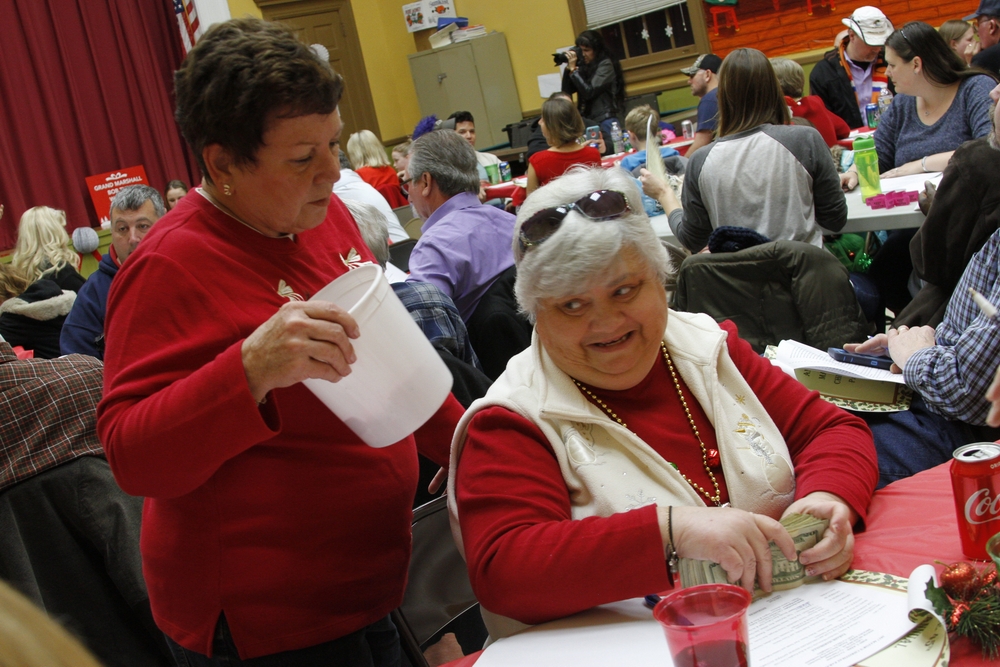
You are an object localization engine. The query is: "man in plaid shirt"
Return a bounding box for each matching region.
[0,338,103,491]
[846,228,1000,486]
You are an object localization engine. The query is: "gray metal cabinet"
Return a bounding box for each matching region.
[408,32,523,149]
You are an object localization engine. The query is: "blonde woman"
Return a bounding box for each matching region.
[11,206,85,292]
[346,129,398,191]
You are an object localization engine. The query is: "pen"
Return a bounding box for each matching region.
[644,594,662,610]
[968,288,998,320]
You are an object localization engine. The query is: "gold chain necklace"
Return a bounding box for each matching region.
[572,342,722,506]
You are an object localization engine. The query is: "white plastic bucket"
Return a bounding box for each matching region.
[303,264,453,447]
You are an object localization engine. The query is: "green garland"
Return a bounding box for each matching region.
[926,565,1000,659]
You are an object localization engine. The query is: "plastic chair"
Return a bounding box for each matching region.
[404,216,424,240]
[392,496,482,667]
[388,238,418,273]
[704,0,738,35]
[806,0,835,15]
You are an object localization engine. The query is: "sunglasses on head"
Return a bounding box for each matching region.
[518,190,631,253]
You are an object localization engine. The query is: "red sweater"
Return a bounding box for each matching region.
[529,145,602,185]
[787,95,851,148]
[356,165,399,190]
[98,192,461,658]
[514,146,603,206]
[455,320,877,624]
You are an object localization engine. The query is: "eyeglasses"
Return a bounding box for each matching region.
[517,190,631,253]
[400,176,413,195]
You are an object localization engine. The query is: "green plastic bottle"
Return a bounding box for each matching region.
[853,136,881,201]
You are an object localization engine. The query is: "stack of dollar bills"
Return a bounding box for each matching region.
[678,513,829,597]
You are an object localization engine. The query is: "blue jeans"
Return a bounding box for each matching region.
[165,614,401,667]
[855,394,969,488]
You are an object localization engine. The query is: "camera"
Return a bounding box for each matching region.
[553,46,583,67]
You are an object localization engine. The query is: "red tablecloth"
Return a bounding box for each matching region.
[839,127,876,149]
[444,462,993,666]
[853,462,990,666]
[483,182,520,200]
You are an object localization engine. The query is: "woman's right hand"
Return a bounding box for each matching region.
[840,170,858,192]
[241,300,360,403]
[661,506,797,595]
[566,49,578,71]
[638,168,669,200]
[966,40,981,65]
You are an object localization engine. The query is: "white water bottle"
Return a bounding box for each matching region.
[877,88,893,117]
[610,121,624,154]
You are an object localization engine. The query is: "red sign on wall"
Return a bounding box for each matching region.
[85,165,149,227]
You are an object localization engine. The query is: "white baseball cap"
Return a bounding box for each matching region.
[842,6,894,46]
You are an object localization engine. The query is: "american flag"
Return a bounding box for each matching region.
[173,0,202,54]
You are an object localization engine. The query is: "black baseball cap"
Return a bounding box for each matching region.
[680,54,722,76]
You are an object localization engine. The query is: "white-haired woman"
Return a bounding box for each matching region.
[446,167,878,637]
[11,206,85,292]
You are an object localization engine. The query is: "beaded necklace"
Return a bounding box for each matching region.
[572,342,723,506]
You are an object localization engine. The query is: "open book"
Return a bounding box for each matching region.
[768,340,912,411]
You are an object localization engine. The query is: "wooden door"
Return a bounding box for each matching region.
[257,0,380,141]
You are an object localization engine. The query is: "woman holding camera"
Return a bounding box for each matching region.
[561,30,626,137]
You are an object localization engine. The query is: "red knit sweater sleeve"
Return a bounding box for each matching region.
[717,321,878,523]
[456,408,670,624]
[413,393,464,467]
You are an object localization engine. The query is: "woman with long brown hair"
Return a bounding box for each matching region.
[641,48,846,252]
[524,95,602,196]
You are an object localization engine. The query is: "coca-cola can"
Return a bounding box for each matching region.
[681,120,694,140]
[951,442,1000,559]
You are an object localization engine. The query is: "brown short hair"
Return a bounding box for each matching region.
[174,18,344,183]
[541,96,585,146]
[624,105,661,142]
[717,49,788,138]
[769,58,805,98]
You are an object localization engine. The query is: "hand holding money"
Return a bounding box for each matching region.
[678,513,830,597]
[668,506,797,596]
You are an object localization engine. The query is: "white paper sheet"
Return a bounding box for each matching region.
[746,580,913,667]
[475,579,914,667]
[538,73,562,99]
[773,339,907,384]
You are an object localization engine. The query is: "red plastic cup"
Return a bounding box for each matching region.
[653,583,752,667]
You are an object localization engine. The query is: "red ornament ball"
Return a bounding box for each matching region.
[941,562,979,600]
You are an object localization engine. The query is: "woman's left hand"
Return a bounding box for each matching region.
[881,160,923,179]
[781,492,857,581]
[566,49,578,71]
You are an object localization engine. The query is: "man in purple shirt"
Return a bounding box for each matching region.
[405,130,516,322]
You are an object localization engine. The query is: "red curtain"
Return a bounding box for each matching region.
[0,0,200,249]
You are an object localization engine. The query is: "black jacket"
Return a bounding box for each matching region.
[809,45,888,130]
[894,139,1000,327]
[561,57,622,123]
[0,278,76,359]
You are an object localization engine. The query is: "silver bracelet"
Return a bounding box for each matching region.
[921,156,929,172]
